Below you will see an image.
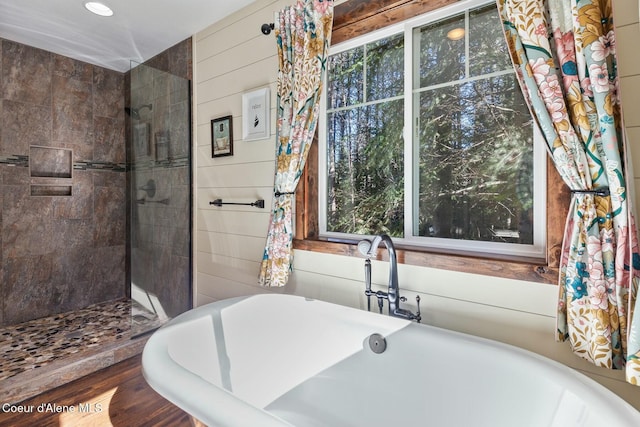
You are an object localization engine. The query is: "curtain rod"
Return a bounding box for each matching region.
[261,23,274,35]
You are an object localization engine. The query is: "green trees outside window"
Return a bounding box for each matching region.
[323,1,540,253]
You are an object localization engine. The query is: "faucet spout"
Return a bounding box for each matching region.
[359,234,421,322]
[367,235,399,313]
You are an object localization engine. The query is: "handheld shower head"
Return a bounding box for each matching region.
[358,236,385,257]
[357,239,372,257]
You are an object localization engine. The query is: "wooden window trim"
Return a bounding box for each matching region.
[293,0,570,285]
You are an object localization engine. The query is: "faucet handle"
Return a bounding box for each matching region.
[415,295,421,323]
[377,293,385,314]
[375,291,388,314]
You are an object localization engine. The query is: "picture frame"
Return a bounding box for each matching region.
[242,87,270,141]
[133,122,150,157]
[211,115,233,157]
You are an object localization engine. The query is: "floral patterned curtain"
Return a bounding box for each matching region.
[497,0,640,384]
[258,0,334,287]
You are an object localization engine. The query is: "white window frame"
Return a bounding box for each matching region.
[318,0,547,259]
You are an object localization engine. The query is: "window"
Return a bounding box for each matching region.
[318,0,546,259]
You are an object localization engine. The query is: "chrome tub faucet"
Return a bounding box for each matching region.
[358,234,421,322]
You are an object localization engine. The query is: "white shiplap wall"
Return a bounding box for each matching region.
[193,0,640,410]
[194,0,283,305]
[616,1,640,219]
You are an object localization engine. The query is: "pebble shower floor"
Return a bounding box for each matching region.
[0,299,162,382]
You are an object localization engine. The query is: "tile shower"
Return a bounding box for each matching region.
[0,38,127,325]
[0,37,192,402]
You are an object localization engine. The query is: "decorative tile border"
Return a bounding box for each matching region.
[130,155,190,171]
[73,161,127,172]
[0,154,29,168]
[0,155,190,172]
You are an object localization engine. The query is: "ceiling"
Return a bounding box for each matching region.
[0,0,256,72]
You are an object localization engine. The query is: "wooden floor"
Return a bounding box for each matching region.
[0,354,200,427]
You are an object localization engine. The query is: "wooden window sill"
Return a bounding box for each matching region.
[293,237,559,284]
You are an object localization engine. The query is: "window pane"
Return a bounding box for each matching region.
[327,47,364,109]
[321,2,540,255]
[415,13,465,88]
[469,4,512,76]
[416,74,534,244]
[327,100,404,236]
[366,33,404,101]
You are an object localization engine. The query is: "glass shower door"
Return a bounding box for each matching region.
[128,62,192,336]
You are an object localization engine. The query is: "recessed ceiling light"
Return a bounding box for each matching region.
[447,28,465,41]
[84,1,114,17]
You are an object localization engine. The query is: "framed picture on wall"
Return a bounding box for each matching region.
[242,87,270,141]
[211,115,233,157]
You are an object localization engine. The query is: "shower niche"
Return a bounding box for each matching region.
[29,146,73,196]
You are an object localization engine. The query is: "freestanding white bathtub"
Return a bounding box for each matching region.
[142,294,640,426]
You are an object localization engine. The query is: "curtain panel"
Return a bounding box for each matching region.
[258,0,334,287]
[497,0,640,384]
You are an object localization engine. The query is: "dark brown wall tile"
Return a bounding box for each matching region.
[53,170,93,219]
[68,141,94,162]
[154,250,189,318]
[53,247,94,285]
[0,167,3,325]
[1,40,52,106]
[2,185,55,258]
[54,55,93,82]
[94,170,125,188]
[1,166,29,186]
[3,255,55,323]
[169,100,190,158]
[145,37,192,81]
[94,186,125,247]
[152,72,171,104]
[169,38,193,81]
[1,100,52,155]
[93,67,124,119]
[94,116,125,163]
[144,54,169,77]
[52,75,94,145]
[91,245,126,301]
[0,44,3,153]
[0,107,3,157]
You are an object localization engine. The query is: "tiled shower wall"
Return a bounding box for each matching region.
[0,38,126,325]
